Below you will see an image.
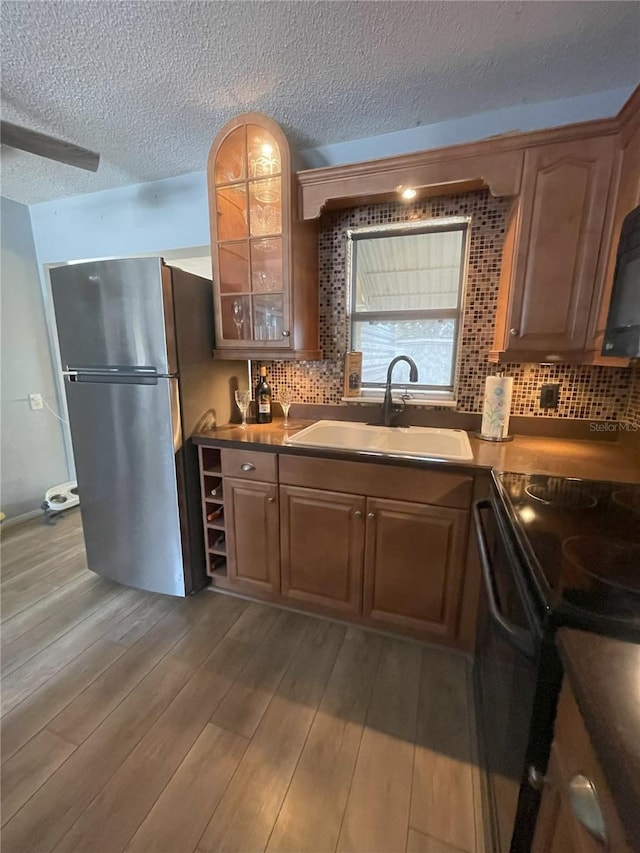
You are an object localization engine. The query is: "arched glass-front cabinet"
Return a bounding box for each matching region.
[207,113,319,359]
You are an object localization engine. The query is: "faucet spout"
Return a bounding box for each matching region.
[381,356,419,427]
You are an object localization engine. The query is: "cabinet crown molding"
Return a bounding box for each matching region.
[296,86,639,220]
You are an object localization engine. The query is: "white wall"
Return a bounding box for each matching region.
[1,197,69,519]
[30,172,210,266]
[299,85,633,167]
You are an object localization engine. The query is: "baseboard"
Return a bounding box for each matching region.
[1,508,44,529]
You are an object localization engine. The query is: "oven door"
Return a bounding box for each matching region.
[473,498,543,853]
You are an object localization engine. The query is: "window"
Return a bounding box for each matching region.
[346,217,469,401]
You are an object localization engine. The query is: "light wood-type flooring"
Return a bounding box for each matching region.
[1,508,484,853]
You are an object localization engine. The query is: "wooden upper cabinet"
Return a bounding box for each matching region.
[297,145,524,219]
[585,89,640,365]
[491,135,617,362]
[207,113,320,360]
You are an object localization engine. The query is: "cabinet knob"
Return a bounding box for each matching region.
[568,775,607,843]
[267,496,275,503]
[354,510,362,518]
[509,328,520,337]
[240,462,256,472]
[367,512,375,519]
[282,330,290,338]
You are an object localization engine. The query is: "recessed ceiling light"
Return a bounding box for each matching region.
[400,187,417,200]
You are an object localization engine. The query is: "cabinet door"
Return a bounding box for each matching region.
[502,136,615,357]
[280,485,365,614]
[363,498,468,638]
[537,679,633,853]
[587,113,640,363]
[208,113,320,360]
[224,477,280,596]
[208,115,292,355]
[532,748,581,853]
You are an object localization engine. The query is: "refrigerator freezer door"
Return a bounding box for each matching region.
[50,258,177,374]
[64,375,193,596]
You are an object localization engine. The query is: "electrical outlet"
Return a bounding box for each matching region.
[29,393,44,410]
[540,383,560,409]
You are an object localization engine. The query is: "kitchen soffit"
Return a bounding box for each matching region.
[1,0,638,205]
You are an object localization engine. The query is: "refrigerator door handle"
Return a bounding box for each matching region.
[65,370,159,386]
[170,378,183,453]
[64,364,158,376]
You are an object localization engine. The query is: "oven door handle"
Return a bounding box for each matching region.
[473,499,536,660]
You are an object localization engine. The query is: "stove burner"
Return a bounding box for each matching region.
[612,489,640,514]
[562,536,640,593]
[525,482,597,510]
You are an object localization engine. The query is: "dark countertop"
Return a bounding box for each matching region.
[557,629,640,851]
[193,419,640,483]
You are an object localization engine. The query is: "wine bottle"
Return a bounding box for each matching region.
[255,366,272,424]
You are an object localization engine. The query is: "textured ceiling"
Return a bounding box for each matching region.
[1,0,638,205]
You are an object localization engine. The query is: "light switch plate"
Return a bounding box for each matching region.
[29,393,44,410]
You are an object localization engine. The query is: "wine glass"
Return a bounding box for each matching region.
[232,300,245,339]
[279,387,293,427]
[234,390,251,429]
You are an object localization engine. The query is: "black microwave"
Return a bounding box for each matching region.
[602,204,640,358]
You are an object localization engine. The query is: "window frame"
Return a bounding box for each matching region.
[345,216,470,401]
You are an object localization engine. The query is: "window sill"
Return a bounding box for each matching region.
[341,395,457,409]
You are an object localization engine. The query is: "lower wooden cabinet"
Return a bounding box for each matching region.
[280,485,365,614]
[363,497,468,638]
[280,486,468,637]
[532,679,631,853]
[199,448,474,644]
[224,477,280,597]
[533,746,587,853]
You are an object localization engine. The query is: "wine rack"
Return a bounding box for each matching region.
[198,446,229,584]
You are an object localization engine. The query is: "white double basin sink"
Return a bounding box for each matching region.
[284,420,474,462]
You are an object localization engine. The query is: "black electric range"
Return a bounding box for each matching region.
[494,471,640,637]
[473,472,640,853]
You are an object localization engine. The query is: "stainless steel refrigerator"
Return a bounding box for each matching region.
[50,257,244,596]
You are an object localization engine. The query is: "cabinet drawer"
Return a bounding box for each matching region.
[278,454,472,509]
[221,448,278,483]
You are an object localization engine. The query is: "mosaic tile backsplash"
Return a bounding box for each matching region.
[253,190,633,422]
[628,365,640,427]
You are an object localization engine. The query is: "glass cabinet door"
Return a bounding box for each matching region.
[219,243,250,294]
[215,185,247,242]
[212,118,288,348]
[251,238,283,292]
[214,126,246,184]
[247,125,280,181]
[220,294,252,341]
